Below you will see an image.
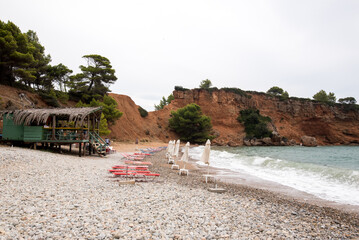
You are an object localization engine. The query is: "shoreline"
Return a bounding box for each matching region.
[116,141,359,214]
[1,143,358,238]
[148,149,359,229]
[194,161,359,214]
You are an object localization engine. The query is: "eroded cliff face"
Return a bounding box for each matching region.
[109,90,359,146]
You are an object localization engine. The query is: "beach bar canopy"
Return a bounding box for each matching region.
[0,107,102,126]
[0,107,106,157]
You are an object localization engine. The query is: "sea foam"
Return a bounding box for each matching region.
[189,146,359,206]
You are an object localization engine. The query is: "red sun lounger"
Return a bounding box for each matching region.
[121,153,146,160]
[124,160,152,165]
[109,170,151,174]
[112,165,148,170]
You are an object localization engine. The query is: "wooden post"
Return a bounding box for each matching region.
[33,143,37,150]
[89,143,92,155]
[87,117,90,140]
[79,143,82,157]
[69,143,72,152]
[96,115,100,134]
[92,114,95,132]
[52,115,56,140]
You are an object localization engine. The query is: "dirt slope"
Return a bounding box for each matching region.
[0,85,48,110]
[108,93,177,143]
[109,90,359,146]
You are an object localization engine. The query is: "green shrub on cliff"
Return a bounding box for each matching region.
[199,79,212,89]
[313,90,336,104]
[221,87,250,98]
[169,103,212,143]
[138,106,148,117]
[154,94,174,110]
[76,95,122,124]
[174,86,189,91]
[267,86,289,101]
[237,108,272,139]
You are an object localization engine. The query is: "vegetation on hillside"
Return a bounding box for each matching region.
[138,106,148,117]
[237,108,272,139]
[267,86,289,100]
[169,103,212,143]
[154,94,174,110]
[199,79,212,89]
[0,20,121,134]
[313,90,336,104]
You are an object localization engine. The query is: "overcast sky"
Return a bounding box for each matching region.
[1,0,359,110]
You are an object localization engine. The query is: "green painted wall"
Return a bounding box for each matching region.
[2,115,24,141]
[24,126,44,141]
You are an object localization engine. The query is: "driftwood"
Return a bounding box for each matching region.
[0,107,102,126]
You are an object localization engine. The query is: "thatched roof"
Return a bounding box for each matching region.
[0,107,102,126]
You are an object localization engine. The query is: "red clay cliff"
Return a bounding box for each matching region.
[109,89,359,146]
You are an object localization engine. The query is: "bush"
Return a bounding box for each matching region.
[267,86,284,96]
[154,94,174,110]
[237,108,272,139]
[169,103,212,143]
[338,97,357,105]
[39,91,60,107]
[221,87,250,98]
[199,79,212,89]
[56,91,69,104]
[313,90,336,104]
[76,96,123,124]
[174,86,189,91]
[138,106,148,117]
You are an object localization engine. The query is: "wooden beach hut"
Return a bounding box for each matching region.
[0,107,107,157]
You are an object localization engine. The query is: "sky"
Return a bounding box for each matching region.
[1,0,359,110]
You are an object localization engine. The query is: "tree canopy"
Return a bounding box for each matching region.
[154,94,174,110]
[0,20,44,87]
[267,86,289,100]
[338,97,357,105]
[313,90,336,103]
[47,63,73,92]
[199,79,212,89]
[169,103,212,143]
[237,108,272,139]
[76,95,123,125]
[70,54,117,102]
[267,86,284,96]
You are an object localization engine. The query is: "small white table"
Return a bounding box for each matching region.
[203,174,215,183]
[179,169,189,176]
[171,164,179,170]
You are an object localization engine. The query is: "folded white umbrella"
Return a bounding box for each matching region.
[174,139,180,157]
[166,141,171,153]
[171,140,176,156]
[200,139,211,174]
[180,142,190,168]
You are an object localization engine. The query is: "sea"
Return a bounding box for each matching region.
[189,146,359,206]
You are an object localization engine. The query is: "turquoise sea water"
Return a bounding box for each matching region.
[189,146,359,205]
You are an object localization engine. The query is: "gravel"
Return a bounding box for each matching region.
[0,145,358,239]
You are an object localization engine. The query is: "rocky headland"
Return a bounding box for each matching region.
[108,89,359,146]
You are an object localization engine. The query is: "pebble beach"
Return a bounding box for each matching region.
[0,145,359,239]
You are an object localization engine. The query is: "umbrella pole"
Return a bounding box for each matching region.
[207,164,209,175]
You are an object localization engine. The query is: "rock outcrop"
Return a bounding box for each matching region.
[108,89,359,146]
[301,136,318,147]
